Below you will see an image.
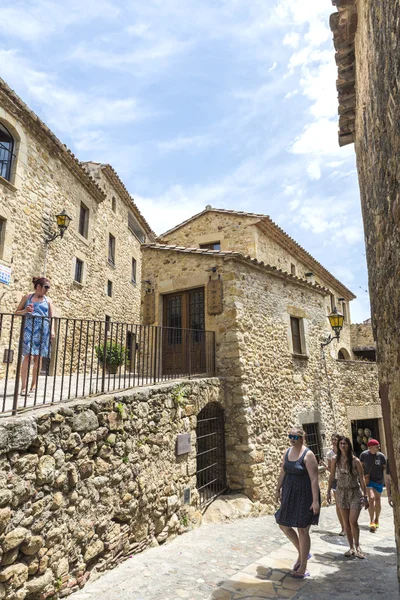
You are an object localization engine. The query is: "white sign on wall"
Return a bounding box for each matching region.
[0,265,11,285]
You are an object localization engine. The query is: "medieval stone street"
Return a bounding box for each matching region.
[70,501,397,600]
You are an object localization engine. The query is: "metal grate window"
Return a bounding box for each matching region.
[0,123,15,182]
[74,258,83,283]
[304,423,322,461]
[196,402,226,507]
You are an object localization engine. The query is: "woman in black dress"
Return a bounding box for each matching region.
[275,427,320,579]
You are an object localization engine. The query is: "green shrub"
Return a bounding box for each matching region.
[95,342,127,372]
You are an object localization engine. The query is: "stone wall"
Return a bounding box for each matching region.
[350,0,400,575]
[350,323,375,349]
[142,246,379,507]
[0,377,222,599]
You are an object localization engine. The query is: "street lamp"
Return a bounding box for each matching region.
[45,210,72,243]
[43,209,72,275]
[321,307,345,347]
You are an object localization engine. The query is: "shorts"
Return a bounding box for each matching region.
[367,481,384,494]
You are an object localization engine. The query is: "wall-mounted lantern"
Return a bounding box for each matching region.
[45,210,72,244]
[321,307,344,347]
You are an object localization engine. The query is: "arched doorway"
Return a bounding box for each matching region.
[196,402,226,506]
[338,348,351,360]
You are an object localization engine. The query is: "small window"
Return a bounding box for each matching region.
[0,218,5,258]
[341,301,347,322]
[111,196,116,213]
[107,280,113,297]
[338,350,346,360]
[0,123,14,182]
[131,258,137,284]
[330,293,335,311]
[303,423,322,461]
[128,211,145,242]
[290,316,303,354]
[290,263,296,276]
[75,258,84,283]
[105,314,111,333]
[108,233,115,265]
[199,242,221,251]
[78,202,89,238]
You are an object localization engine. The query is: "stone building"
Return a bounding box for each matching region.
[0,79,154,378]
[330,0,400,576]
[0,78,154,323]
[141,207,381,504]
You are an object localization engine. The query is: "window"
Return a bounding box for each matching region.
[341,301,347,322]
[290,316,303,354]
[303,423,322,461]
[107,280,113,297]
[108,233,115,265]
[0,123,14,182]
[290,263,296,276]
[200,242,221,251]
[78,202,89,238]
[131,258,137,284]
[128,211,145,242]
[330,293,335,311]
[111,196,116,213]
[74,258,84,283]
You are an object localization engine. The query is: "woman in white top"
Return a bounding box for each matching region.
[324,434,345,535]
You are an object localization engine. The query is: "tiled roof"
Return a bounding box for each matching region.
[158,207,356,300]
[0,78,106,203]
[142,243,331,296]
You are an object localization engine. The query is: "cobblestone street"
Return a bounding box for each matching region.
[71,500,398,600]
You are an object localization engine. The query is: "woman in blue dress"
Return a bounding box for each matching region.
[275,427,320,579]
[15,277,55,396]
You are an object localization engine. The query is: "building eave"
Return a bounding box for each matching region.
[142,243,330,297]
[0,78,106,204]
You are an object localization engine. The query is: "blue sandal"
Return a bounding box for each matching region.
[293,553,312,571]
[292,570,310,579]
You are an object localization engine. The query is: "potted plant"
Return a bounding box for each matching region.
[95,342,127,374]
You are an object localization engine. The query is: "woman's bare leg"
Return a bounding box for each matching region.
[297,526,311,574]
[30,356,41,391]
[333,491,345,532]
[340,508,355,551]
[20,355,30,392]
[349,508,362,547]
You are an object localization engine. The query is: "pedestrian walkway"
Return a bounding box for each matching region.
[71,501,398,600]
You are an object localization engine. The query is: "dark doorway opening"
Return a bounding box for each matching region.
[351,418,380,456]
[196,402,227,508]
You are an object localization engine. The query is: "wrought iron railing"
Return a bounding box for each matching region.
[0,313,216,415]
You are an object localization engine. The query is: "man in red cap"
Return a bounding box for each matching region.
[360,439,392,532]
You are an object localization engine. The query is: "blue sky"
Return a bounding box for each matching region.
[1,0,371,321]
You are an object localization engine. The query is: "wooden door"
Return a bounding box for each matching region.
[162,288,205,375]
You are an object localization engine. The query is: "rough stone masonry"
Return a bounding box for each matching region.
[0,378,223,599]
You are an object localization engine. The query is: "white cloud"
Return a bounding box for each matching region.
[283,32,300,48]
[307,162,321,180]
[157,134,217,153]
[269,62,277,72]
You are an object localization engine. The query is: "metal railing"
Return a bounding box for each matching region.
[0,313,216,415]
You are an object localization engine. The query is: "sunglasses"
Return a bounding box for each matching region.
[288,434,300,440]
[44,285,50,289]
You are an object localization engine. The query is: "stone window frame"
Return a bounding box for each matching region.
[74,197,94,247]
[290,262,296,276]
[298,410,325,461]
[71,250,87,287]
[0,204,15,265]
[108,232,116,267]
[197,233,226,251]
[0,112,28,191]
[131,257,137,285]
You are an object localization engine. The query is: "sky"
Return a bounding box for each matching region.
[1,0,371,321]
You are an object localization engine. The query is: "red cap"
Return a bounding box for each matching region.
[367,439,379,447]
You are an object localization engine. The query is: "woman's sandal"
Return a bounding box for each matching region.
[344,548,355,557]
[355,547,365,559]
[293,553,312,571]
[292,570,310,579]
